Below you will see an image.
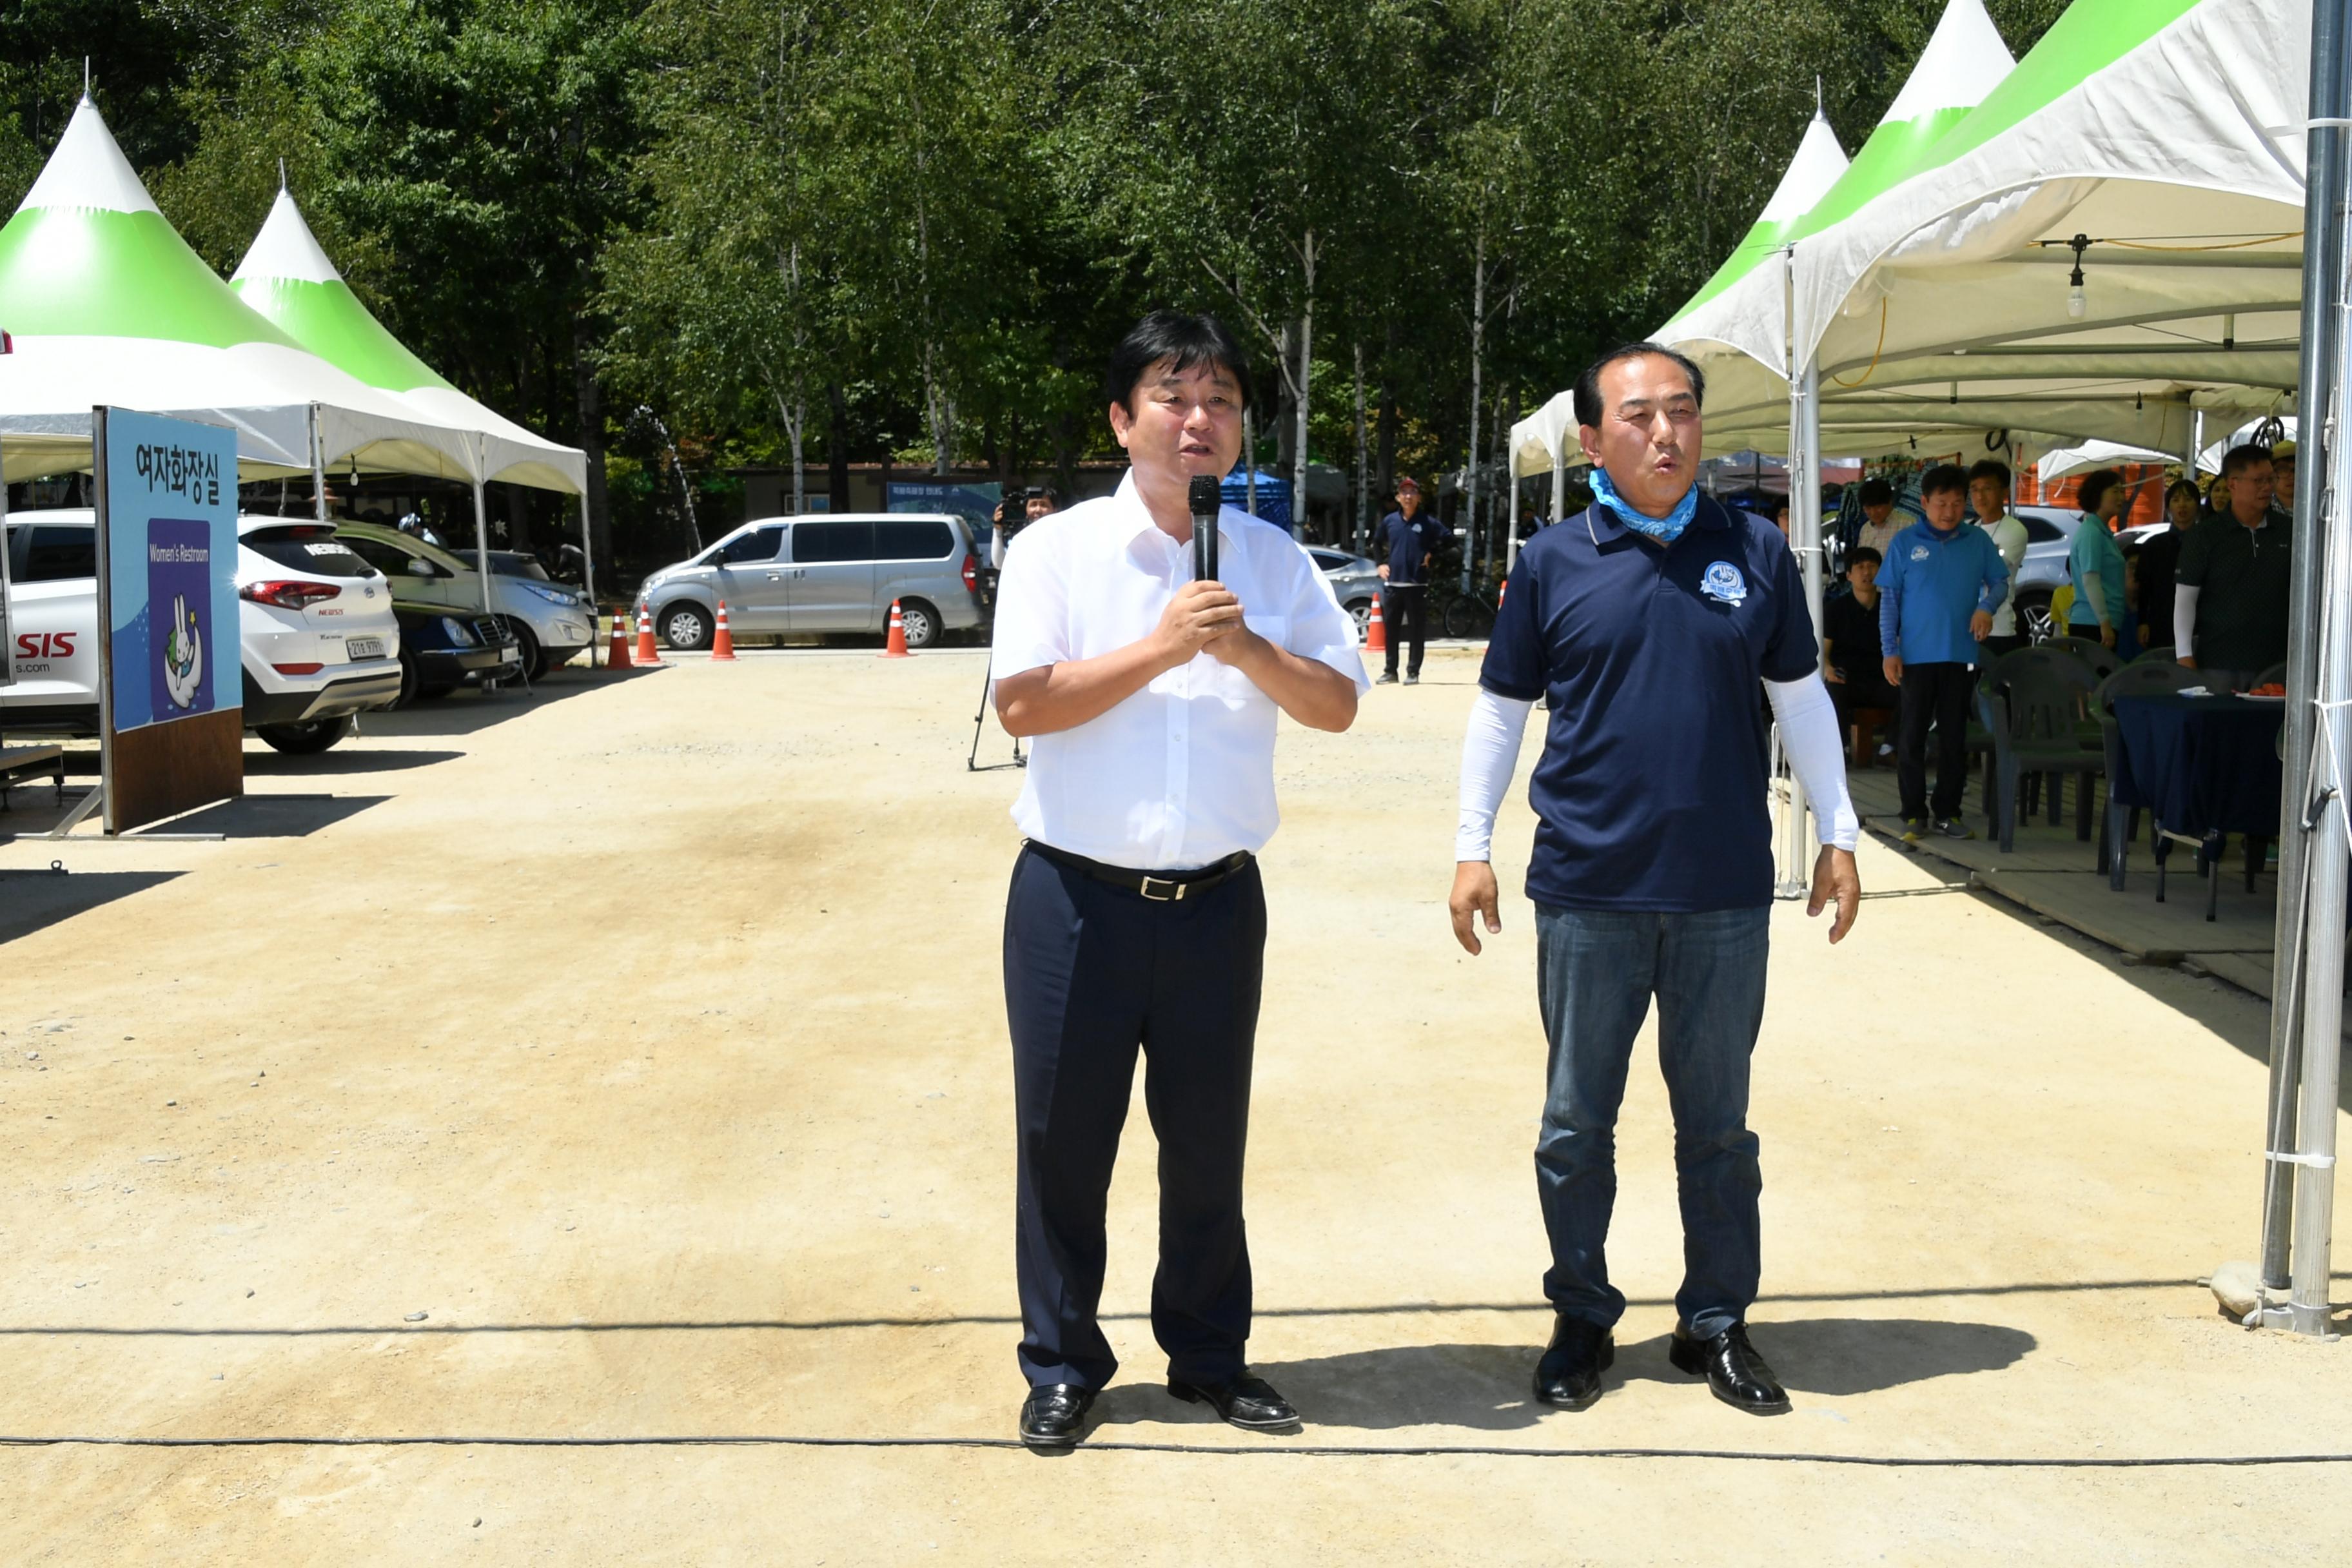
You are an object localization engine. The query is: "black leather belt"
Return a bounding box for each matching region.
[1026,841,1253,902]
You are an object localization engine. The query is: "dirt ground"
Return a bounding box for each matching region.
[2,643,2349,1563]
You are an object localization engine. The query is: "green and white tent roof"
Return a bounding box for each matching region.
[1656,103,1853,378]
[1681,0,2019,450]
[1710,0,2306,458]
[233,189,585,494]
[0,96,474,483]
[1512,99,1853,476]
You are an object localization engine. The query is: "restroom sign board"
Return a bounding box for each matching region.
[93,406,242,834]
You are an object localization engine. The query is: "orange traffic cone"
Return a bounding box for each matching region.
[1364,594,1388,654]
[879,598,912,659]
[606,606,632,670]
[712,599,738,662]
[634,602,663,665]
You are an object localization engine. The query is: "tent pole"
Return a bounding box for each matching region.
[310,404,328,524]
[1775,243,1810,899]
[579,485,597,625]
[474,473,493,619]
[2257,0,2349,1307]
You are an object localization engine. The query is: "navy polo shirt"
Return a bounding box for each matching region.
[1480,494,1817,912]
[1380,509,1446,586]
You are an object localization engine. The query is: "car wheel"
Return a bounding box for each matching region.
[393,648,420,709]
[897,598,941,649]
[512,623,545,681]
[1346,599,1372,638]
[255,715,355,755]
[662,602,713,651]
[2017,593,2056,645]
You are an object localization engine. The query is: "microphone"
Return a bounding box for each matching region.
[1189,475,1221,582]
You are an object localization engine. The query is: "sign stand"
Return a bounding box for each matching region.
[43,407,242,841]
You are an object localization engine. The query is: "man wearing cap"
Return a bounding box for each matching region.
[990,309,1367,1453]
[1449,341,1861,1418]
[1375,476,1445,685]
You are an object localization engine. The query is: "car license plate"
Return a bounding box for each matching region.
[346,636,386,660]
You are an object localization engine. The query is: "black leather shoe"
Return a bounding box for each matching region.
[1668,1322,1790,1415]
[1532,1315,1614,1410]
[1168,1372,1301,1432]
[1018,1384,1095,1450]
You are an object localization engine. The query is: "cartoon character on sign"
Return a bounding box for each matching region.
[146,516,216,724]
[162,594,204,709]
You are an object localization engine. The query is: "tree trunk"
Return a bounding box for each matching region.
[827,382,850,513]
[1463,231,1487,592]
[1275,322,1298,491]
[1351,342,1369,557]
[570,315,611,567]
[1293,230,1315,542]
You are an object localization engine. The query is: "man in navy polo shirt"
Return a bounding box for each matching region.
[1449,342,1860,1418]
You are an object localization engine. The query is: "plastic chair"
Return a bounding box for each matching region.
[2095,660,2202,887]
[2045,635,2123,683]
[1978,647,2104,852]
[2133,644,2177,665]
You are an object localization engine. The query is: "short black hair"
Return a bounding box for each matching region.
[1573,342,1705,429]
[2076,468,2124,513]
[1106,310,1251,415]
[1847,545,1883,567]
[1859,478,1894,507]
[2220,442,2275,480]
[1919,463,1969,501]
[1966,458,2012,491]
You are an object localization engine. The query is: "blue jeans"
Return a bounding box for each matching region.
[1533,905,1769,1340]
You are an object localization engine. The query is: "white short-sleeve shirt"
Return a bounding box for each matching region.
[990,472,1369,870]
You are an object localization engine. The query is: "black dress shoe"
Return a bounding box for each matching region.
[1167,1373,1300,1432]
[1019,1384,1095,1450]
[1532,1315,1614,1410]
[1668,1322,1790,1415]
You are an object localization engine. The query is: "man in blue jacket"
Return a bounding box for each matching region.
[1878,463,2009,843]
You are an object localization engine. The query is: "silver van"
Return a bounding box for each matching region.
[639,512,985,650]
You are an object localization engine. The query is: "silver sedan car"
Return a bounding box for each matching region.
[1308,545,1384,638]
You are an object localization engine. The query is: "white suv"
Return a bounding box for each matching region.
[1,510,403,754]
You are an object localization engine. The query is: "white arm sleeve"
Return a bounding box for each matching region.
[2174,583,2200,658]
[1767,674,1860,850]
[1456,687,1536,861]
[2082,569,2110,629]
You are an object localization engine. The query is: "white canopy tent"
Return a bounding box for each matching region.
[230,187,593,612]
[231,190,587,496]
[0,97,478,485]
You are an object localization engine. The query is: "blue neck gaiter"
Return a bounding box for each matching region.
[1591,467,1700,544]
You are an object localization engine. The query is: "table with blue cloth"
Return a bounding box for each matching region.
[2107,692,2284,912]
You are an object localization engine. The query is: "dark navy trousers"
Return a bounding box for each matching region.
[1003,843,1266,1391]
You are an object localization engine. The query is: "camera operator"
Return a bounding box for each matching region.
[992,485,1061,571]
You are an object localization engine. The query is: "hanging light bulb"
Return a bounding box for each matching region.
[2066,233,2091,319]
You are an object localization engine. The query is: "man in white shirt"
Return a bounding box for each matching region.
[990,311,1366,1452]
[1969,459,2029,658]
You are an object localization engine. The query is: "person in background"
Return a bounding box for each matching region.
[1969,460,2028,658]
[2065,469,2130,652]
[2135,478,2199,651]
[1822,546,1897,754]
[1375,476,1445,685]
[1854,478,1901,558]
[2273,446,2297,519]
[1770,498,1792,542]
[1879,463,2009,843]
[2177,444,2291,689]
